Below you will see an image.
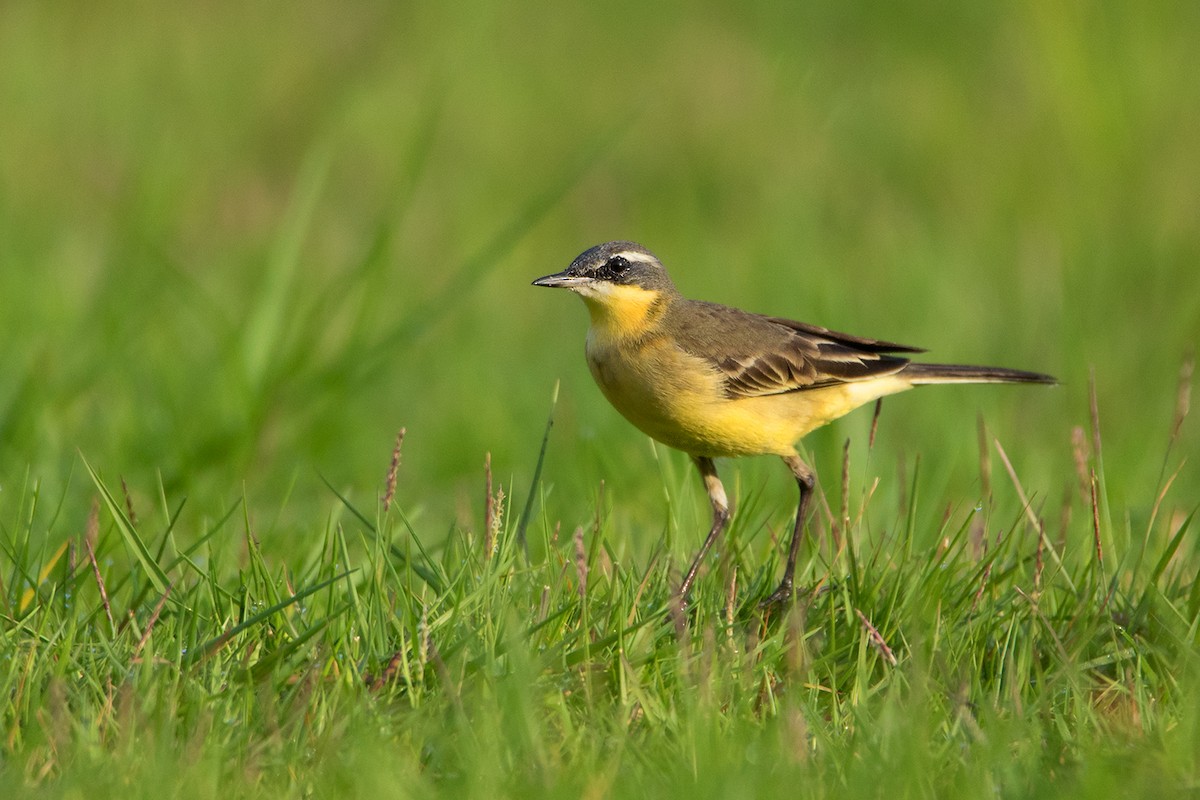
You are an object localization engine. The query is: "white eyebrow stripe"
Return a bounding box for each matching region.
[613,250,658,263]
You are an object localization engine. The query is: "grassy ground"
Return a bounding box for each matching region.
[2,1,1199,797]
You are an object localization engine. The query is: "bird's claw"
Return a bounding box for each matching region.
[759,579,795,611]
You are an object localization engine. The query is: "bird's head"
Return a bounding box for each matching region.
[532,242,678,304]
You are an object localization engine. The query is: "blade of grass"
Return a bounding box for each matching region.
[82,455,170,595]
[17,540,69,614]
[185,569,354,667]
[245,604,351,682]
[516,380,559,556]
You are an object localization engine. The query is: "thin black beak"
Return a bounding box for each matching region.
[532,271,588,288]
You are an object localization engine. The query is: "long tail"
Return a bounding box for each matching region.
[902,362,1057,385]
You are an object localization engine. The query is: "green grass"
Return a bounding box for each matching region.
[4,407,1199,797]
[2,1,1199,797]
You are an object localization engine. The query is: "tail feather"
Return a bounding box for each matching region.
[903,362,1057,386]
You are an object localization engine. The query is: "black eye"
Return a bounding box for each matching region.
[607,256,629,273]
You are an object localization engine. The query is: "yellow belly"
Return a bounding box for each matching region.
[585,333,912,458]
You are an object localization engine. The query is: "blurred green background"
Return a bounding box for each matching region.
[1,1,1196,546]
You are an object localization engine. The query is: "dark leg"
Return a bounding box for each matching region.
[677,456,731,603]
[761,453,815,607]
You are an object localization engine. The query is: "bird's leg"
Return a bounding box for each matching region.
[762,453,815,607]
[677,456,731,603]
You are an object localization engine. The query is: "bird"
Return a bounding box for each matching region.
[533,241,1055,607]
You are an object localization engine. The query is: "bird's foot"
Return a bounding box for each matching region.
[666,588,692,631]
[759,578,795,611]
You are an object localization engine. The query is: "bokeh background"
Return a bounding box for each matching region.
[1,1,1196,549]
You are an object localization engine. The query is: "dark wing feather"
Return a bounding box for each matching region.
[670,301,916,399]
[760,316,925,354]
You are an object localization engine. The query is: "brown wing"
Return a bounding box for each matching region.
[760,316,925,355]
[670,301,919,399]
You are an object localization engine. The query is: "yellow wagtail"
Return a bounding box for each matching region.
[533,241,1055,606]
